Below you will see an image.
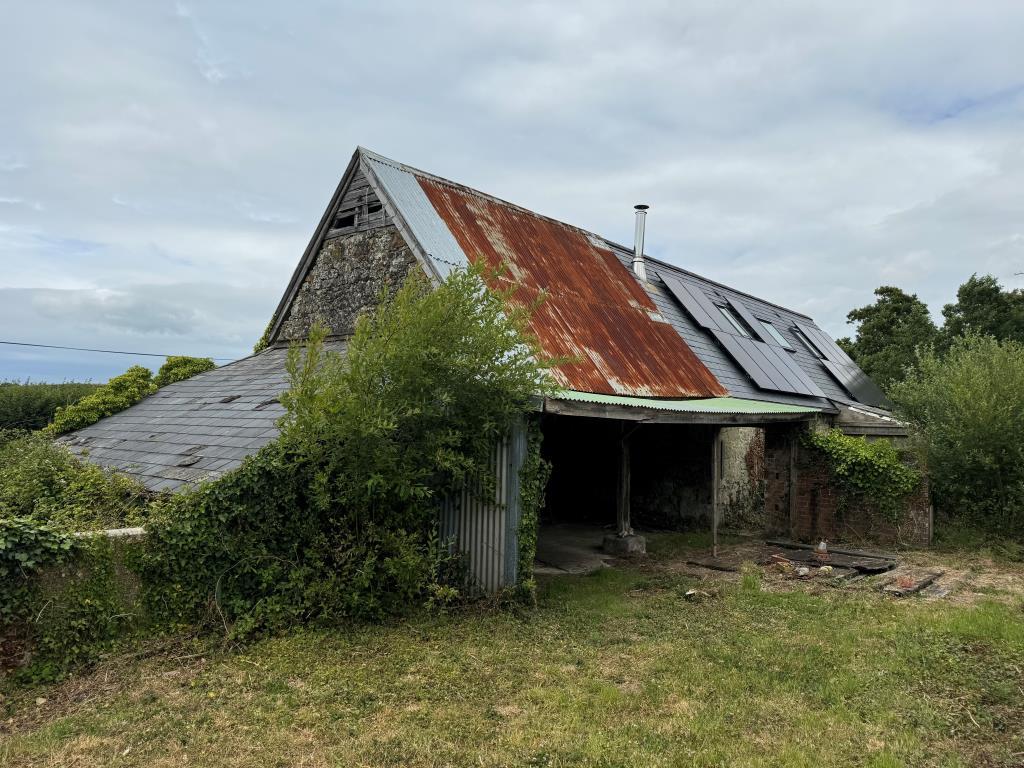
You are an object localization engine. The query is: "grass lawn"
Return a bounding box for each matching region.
[2,536,1023,767]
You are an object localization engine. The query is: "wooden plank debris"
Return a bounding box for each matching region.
[882,571,945,597]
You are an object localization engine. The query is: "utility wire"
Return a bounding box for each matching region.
[0,340,235,362]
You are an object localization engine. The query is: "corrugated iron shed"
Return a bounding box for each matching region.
[413,177,726,399]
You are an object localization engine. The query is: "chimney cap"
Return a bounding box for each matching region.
[634,204,650,211]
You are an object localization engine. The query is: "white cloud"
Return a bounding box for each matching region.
[2,0,1024,380]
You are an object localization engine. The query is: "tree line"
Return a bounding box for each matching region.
[838,274,1024,389]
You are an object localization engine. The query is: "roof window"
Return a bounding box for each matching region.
[717,305,751,337]
[792,327,825,358]
[759,320,794,350]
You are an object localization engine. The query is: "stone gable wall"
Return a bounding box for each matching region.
[277,225,420,342]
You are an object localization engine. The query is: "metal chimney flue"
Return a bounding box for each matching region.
[632,204,649,281]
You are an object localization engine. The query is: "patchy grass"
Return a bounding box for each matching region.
[2,545,1023,767]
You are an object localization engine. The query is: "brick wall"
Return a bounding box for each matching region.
[763,426,794,535]
[762,425,931,548]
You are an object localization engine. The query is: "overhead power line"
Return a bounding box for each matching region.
[0,340,235,362]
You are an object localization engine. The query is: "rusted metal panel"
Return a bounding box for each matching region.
[418,178,727,398]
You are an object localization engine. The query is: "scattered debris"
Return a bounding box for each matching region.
[882,571,945,597]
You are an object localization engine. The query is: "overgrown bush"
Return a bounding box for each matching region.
[805,428,921,522]
[43,366,157,437]
[140,266,554,637]
[0,430,149,530]
[154,356,216,387]
[891,334,1024,535]
[0,381,99,431]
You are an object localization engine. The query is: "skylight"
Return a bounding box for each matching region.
[792,327,825,358]
[717,305,750,337]
[759,320,794,350]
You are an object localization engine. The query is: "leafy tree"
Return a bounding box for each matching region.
[940,273,1024,348]
[837,286,938,389]
[891,334,1024,535]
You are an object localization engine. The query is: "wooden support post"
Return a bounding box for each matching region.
[616,424,634,537]
[788,428,799,540]
[711,427,721,558]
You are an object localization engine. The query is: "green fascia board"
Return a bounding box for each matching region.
[551,389,820,415]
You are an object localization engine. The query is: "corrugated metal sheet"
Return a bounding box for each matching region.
[362,151,469,280]
[551,389,820,414]
[440,422,526,593]
[415,177,727,399]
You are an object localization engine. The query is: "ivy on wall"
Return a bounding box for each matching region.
[515,418,552,600]
[804,428,922,522]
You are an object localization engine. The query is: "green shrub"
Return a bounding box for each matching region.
[0,381,99,431]
[43,366,157,436]
[154,356,216,387]
[0,430,149,530]
[891,334,1024,535]
[805,428,921,522]
[140,266,554,637]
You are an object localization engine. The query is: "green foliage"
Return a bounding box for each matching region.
[154,356,216,387]
[516,418,551,598]
[21,537,139,682]
[891,334,1024,534]
[0,516,77,626]
[805,428,921,522]
[140,265,553,637]
[0,381,99,431]
[253,317,275,354]
[43,366,157,437]
[0,430,149,530]
[941,273,1024,349]
[837,286,938,389]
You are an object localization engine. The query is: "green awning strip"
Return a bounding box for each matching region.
[551,390,820,415]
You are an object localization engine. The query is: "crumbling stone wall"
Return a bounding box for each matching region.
[277,225,420,341]
[719,427,765,530]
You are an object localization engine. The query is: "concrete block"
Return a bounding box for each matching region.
[602,534,647,556]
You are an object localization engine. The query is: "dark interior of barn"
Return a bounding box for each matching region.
[538,414,717,532]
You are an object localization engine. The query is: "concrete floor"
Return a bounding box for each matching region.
[534,523,616,575]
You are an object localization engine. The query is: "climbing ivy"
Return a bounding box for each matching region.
[804,428,921,522]
[515,418,551,601]
[0,516,77,627]
[252,316,275,354]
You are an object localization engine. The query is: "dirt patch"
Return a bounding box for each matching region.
[646,535,1024,606]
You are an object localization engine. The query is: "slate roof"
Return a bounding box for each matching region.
[57,343,345,493]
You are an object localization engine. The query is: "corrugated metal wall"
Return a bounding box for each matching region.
[440,422,526,593]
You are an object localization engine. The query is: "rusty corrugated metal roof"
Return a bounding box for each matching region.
[415,176,726,398]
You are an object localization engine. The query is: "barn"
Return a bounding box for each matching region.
[58,147,926,592]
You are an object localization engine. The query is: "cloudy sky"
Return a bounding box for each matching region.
[2,2,1023,381]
